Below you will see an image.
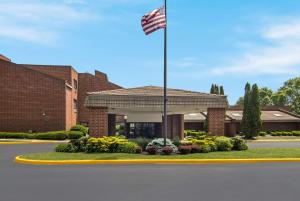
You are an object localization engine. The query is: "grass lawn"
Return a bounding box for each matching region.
[19,148,300,160]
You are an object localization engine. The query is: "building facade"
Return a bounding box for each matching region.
[184,107,300,136]
[0,55,120,132]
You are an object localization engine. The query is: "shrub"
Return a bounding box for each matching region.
[259,131,267,136]
[205,139,217,152]
[68,131,85,140]
[185,130,207,140]
[85,136,128,153]
[178,146,192,155]
[146,138,178,153]
[130,138,152,151]
[172,138,181,147]
[180,140,193,146]
[0,132,28,139]
[69,137,89,152]
[146,146,157,155]
[190,144,201,153]
[231,137,248,151]
[215,137,233,151]
[55,143,76,153]
[293,131,300,136]
[162,146,173,155]
[118,142,139,154]
[70,125,88,136]
[34,131,68,140]
[135,146,143,154]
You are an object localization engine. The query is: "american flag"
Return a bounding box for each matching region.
[141,6,166,35]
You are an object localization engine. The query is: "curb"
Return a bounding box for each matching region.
[0,140,67,145]
[15,156,300,165]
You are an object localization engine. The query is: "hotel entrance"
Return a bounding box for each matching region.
[126,122,162,139]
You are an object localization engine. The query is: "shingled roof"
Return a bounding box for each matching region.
[184,109,300,122]
[85,86,228,111]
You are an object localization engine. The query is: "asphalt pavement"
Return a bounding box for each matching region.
[1,143,300,201]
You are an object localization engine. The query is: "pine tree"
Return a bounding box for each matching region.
[241,83,252,138]
[250,84,262,137]
[215,84,219,94]
[220,86,224,95]
[210,84,215,94]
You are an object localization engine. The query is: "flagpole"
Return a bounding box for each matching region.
[163,0,167,147]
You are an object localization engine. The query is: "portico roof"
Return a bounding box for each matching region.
[85,86,228,113]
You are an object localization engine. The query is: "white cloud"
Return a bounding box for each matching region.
[171,57,204,68]
[212,17,300,75]
[0,2,98,45]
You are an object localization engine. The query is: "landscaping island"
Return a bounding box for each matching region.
[18,148,300,161]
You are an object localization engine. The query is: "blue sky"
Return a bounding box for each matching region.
[1,0,300,104]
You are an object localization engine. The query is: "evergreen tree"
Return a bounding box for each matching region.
[220,86,224,95]
[210,84,215,94]
[250,84,262,137]
[241,83,252,138]
[215,84,219,94]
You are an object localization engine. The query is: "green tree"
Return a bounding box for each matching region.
[241,83,252,138]
[273,77,300,114]
[220,86,225,95]
[215,85,219,94]
[259,87,273,106]
[210,84,215,94]
[235,97,244,106]
[250,84,262,137]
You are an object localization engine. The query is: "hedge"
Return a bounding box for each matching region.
[270,131,300,137]
[0,130,85,140]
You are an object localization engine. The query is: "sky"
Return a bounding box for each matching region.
[1,0,300,104]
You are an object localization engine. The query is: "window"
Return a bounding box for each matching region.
[73,99,78,110]
[73,79,78,90]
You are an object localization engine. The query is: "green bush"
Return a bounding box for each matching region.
[68,131,85,139]
[205,139,217,152]
[0,132,28,139]
[118,142,139,154]
[55,143,76,153]
[259,131,267,136]
[130,138,152,151]
[34,131,68,140]
[70,125,88,136]
[185,130,207,140]
[85,136,139,154]
[146,138,178,153]
[270,131,300,137]
[0,131,72,140]
[215,137,233,151]
[231,137,248,151]
[69,137,89,152]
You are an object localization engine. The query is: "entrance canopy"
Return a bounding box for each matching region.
[85,86,228,114]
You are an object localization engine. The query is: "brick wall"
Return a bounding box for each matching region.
[26,64,78,130]
[25,65,73,85]
[207,108,225,136]
[78,71,121,125]
[89,107,108,137]
[0,60,67,132]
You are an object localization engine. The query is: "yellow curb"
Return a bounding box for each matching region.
[0,140,67,145]
[15,156,300,165]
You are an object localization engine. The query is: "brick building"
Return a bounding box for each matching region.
[84,86,228,139]
[184,106,300,136]
[0,55,120,132]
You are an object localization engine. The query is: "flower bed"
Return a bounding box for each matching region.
[57,135,248,155]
